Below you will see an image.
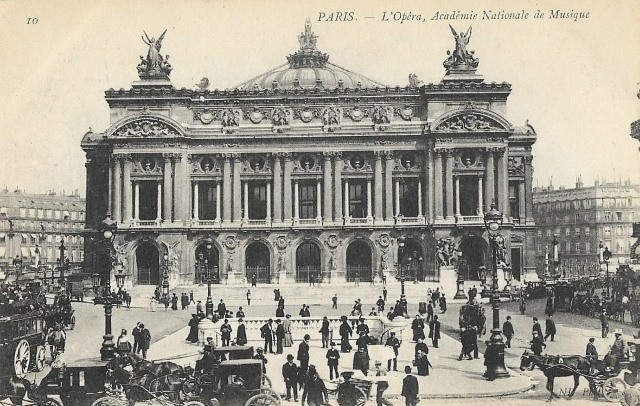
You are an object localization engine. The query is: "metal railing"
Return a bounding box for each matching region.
[346,265,372,282]
[246,265,270,283]
[296,266,321,283]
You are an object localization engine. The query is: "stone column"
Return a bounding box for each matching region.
[181,152,190,222]
[394,179,400,217]
[293,180,300,220]
[272,154,282,223]
[316,180,322,220]
[366,179,372,219]
[519,180,526,222]
[266,182,272,220]
[243,181,249,221]
[134,181,140,221]
[496,148,508,217]
[156,181,162,221]
[172,154,181,222]
[344,179,350,219]
[108,157,113,214]
[434,150,443,219]
[232,154,242,222]
[222,155,232,222]
[417,179,423,217]
[283,153,293,222]
[193,181,199,220]
[333,153,343,221]
[113,156,122,222]
[485,148,495,211]
[524,155,534,222]
[455,176,461,217]
[426,148,434,223]
[215,182,221,222]
[162,154,172,222]
[478,177,484,216]
[123,155,132,222]
[323,153,332,222]
[374,152,383,221]
[384,152,394,221]
[445,150,454,220]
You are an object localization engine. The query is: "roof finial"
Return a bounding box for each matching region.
[298,18,318,51]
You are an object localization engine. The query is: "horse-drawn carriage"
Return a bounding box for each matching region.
[458,304,486,335]
[0,308,48,378]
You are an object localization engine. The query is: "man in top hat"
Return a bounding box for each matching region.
[298,334,311,382]
[530,330,546,356]
[532,317,543,340]
[385,331,401,371]
[319,316,330,349]
[586,337,598,362]
[401,366,419,406]
[544,315,557,342]
[301,365,328,406]
[326,342,340,380]
[275,319,285,354]
[282,354,299,401]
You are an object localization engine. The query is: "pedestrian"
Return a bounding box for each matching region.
[299,304,311,325]
[251,273,257,287]
[332,294,338,309]
[196,301,203,317]
[382,287,388,302]
[319,316,330,348]
[301,365,327,406]
[253,347,268,372]
[530,331,546,356]
[411,315,425,342]
[369,307,378,316]
[298,334,311,383]
[132,322,142,354]
[356,318,369,336]
[339,315,353,353]
[354,275,360,286]
[483,340,498,381]
[217,299,227,318]
[171,293,178,310]
[439,294,447,313]
[353,334,370,375]
[426,301,434,324]
[376,296,385,313]
[385,331,400,371]
[431,288,440,305]
[236,306,245,318]
[519,292,526,315]
[139,323,151,359]
[374,363,392,406]
[532,317,543,339]
[401,366,419,406]
[309,274,315,287]
[276,306,285,318]
[186,314,200,343]
[458,327,472,360]
[429,315,441,348]
[237,318,247,346]
[278,295,285,309]
[416,348,432,376]
[415,338,429,364]
[275,319,285,354]
[189,290,195,305]
[246,289,251,306]
[545,294,555,316]
[600,310,609,338]
[326,342,340,380]
[149,297,157,312]
[381,273,387,286]
[284,314,294,347]
[387,307,395,321]
[261,319,274,353]
[282,354,299,401]
[544,315,556,342]
[220,319,232,346]
[586,337,598,362]
[181,293,187,310]
[116,328,132,354]
[503,315,514,348]
[124,291,131,309]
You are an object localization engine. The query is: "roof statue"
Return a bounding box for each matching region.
[443,25,479,73]
[137,29,172,80]
[287,20,329,68]
[298,18,318,51]
[408,73,424,87]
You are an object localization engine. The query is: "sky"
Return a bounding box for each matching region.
[0,0,638,196]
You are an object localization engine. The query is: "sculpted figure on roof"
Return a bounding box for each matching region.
[298,19,318,50]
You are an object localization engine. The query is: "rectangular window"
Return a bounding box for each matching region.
[46,209,52,219]
[249,182,268,220]
[298,182,317,220]
[508,181,519,219]
[604,227,612,237]
[617,211,623,221]
[585,227,590,236]
[28,208,35,217]
[575,242,581,253]
[616,226,624,236]
[399,178,419,217]
[546,229,552,237]
[138,181,158,220]
[565,227,570,236]
[348,180,367,218]
[575,227,580,236]
[585,242,591,252]
[198,181,218,220]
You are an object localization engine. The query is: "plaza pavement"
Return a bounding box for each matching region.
[146,314,534,401]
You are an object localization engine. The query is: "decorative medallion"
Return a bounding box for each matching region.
[395,105,414,121]
[349,154,366,171]
[249,156,267,172]
[294,106,319,123]
[193,110,218,125]
[245,108,266,124]
[299,155,317,171]
[344,107,368,122]
[326,234,339,250]
[378,234,391,248]
[224,236,238,250]
[276,235,289,250]
[400,153,416,170]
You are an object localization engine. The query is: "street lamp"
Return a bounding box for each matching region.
[58,240,67,287]
[97,213,121,361]
[602,245,611,303]
[551,234,560,277]
[454,248,467,300]
[396,236,409,318]
[161,254,170,302]
[204,242,214,319]
[483,202,509,379]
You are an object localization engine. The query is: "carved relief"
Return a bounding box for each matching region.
[454,150,484,169]
[394,105,414,121]
[508,156,525,176]
[243,108,270,124]
[372,105,392,125]
[275,235,289,250]
[193,109,220,125]
[272,108,291,133]
[322,105,342,132]
[435,113,499,131]
[191,155,221,174]
[343,106,368,122]
[113,119,179,138]
[224,236,238,250]
[243,155,271,173]
[325,234,340,250]
[345,154,371,171]
[378,233,391,248]
[133,155,162,174]
[294,106,320,123]
[221,109,241,133]
[293,154,320,172]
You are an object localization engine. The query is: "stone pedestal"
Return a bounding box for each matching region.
[198,317,217,345]
[439,265,457,300]
[226,272,236,285]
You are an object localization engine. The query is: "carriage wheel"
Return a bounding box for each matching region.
[259,386,282,403]
[244,394,279,406]
[353,387,367,406]
[602,377,627,402]
[261,374,272,388]
[45,398,63,406]
[90,396,128,406]
[182,402,206,406]
[14,339,31,377]
[34,345,47,371]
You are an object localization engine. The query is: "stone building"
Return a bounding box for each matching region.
[630,86,640,265]
[81,23,537,287]
[0,188,85,268]
[533,179,640,274]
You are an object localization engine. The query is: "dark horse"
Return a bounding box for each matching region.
[520,351,598,401]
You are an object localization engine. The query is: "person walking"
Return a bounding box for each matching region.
[297,334,311,382]
[530,331,546,356]
[339,316,353,353]
[282,354,299,401]
[401,366,419,406]
[189,290,195,306]
[503,315,514,348]
[484,340,499,381]
[376,296,385,313]
[544,315,557,342]
[600,310,609,338]
[301,366,327,406]
[246,289,251,306]
[186,314,200,343]
[132,322,142,354]
[220,319,232,346]
[300,304,311,325]
[326,342,340,380]
[275,319,285,354]
[139,324,151,359]
[236,306,245,318]
[429,315,441,348]
[385,331,401,371]
[217,299,227,318]
[532,317,543,339]
[332,294,338,309]
[283,314,294,347]
[426,301,434,324]
[411,315,425,342]
[171,293,178,310]
[382,287,388,302]
[236,318,247,346]
[251,273,257,287]
[261,319,274,353]
[586,337,598,362]
[458,327,473,360]
[319,316,330,348]
[439,294,447,313]
[416,348,432,376]
[116,329,132,354]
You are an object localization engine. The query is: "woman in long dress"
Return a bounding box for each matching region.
[283,314,293,347]
[186,314,200,343]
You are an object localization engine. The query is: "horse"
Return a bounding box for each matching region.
[520,351,597,401]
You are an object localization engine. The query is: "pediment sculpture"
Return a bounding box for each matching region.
[435,113,498,132]
[114,118,180,138]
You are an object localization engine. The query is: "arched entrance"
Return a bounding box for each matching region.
[245,241,270,283]
[346,240,372,282]
[459,236,488,281]
[296,241,321,283]
[404,238,425,282]
[195,242,220,284]
[136,243,160,285]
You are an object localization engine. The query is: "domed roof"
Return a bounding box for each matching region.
[235,20,386,91]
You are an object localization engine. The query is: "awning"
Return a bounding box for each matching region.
[20,247,29,258]
[21,233,28,239]
[30,234,37,239]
